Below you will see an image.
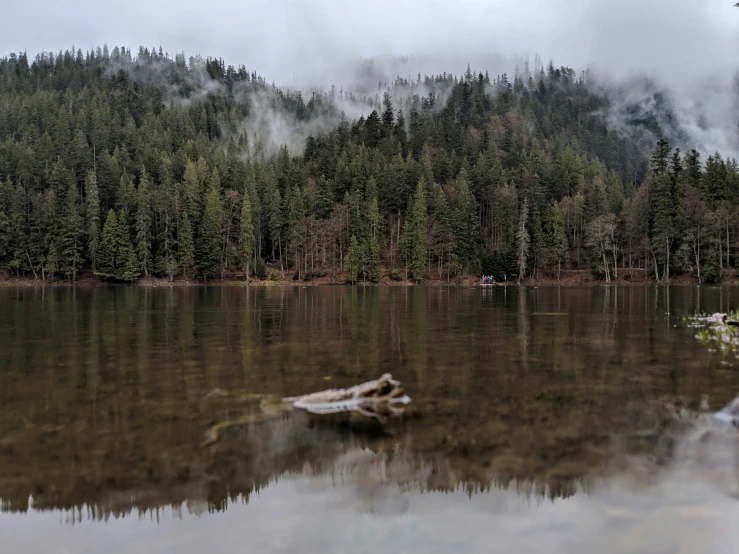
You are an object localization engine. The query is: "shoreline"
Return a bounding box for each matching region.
[1,269,738,288]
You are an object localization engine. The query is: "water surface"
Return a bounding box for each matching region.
[2,285,739,553]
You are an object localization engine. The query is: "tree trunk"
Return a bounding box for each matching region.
[279,236,284,278]
[25,250,38,280]
[695,241,701,283]
[727,218,730,268]
[612,243,618,280]
[665,240,670,283]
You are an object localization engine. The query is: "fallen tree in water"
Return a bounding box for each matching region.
[201,374,411,447]
[284,373,411,420]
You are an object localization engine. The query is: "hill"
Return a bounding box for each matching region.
[0,46,735,284]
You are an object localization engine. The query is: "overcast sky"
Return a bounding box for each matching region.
[1,0,738,85]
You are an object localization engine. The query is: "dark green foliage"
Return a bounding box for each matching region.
[85,170,101,270]
[346,235,361,283]
[254,257,267,280]
[303,268,327,281]
[481,250,518,282]
[60,174,83,280]
[94,208,139,281]
[96,209,118,278]
[135,169,152,277]
[179,211,195,278]
[702,262,721,284]
[401,179,428,282]
[196,170,223,280]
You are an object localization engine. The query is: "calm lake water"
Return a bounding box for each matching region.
[2,285,739,554]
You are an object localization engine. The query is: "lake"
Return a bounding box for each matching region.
[1,285,739,554]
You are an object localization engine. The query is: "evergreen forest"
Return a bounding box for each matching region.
[1,46,737,284]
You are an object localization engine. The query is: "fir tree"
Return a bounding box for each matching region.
[179,210,195,279]
[85,169,101,270]
[60,176,84,280]
[547,201,568,279]
[346,235,361,284]
[183,159,201,220]
[453,165,479,273]
[366,193,382,282]
[135,168,152,277]
[401,178,429,282]
[239,190,255,281]
[516,198,530,284]
[196,170,224,280]
[96,209,117,279]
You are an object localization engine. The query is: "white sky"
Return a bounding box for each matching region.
[1,0,738,85]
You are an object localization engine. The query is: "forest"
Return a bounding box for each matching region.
[0,46,737,284]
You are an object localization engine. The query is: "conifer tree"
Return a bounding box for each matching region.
[183,159,201,220]
[346,235,360,283]
[651,172,677,282]
[263,168,283,261]
[401,178,429,281]
[135,168,152,277]
[286,184,305,278]
[547,201,568,279]
[96,209,117,278]
[516,198,530,284]
[179,211,195,279]
[85,169,101,270]
[114,210,135,280]
[60,176,83,280]
[196,169,224,280]
[431,182,454,278]
[366,193,382,282]
[239,190,255,281]
[650,139,670,176]
[453,165,479,273]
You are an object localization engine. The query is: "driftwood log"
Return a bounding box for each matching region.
[201,374,411,446]
[284,373,411,421]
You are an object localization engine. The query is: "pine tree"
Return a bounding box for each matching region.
[120,242,141,281]
[407,179,429,281]
[547,201,568,279]
[60,177,83,280]
[135,168,152,277]
[516,198,530,284]
[239,190,255,281]
[85,169,101,270]
[286,185,306,278]
[263,168,283,262]
[650,139,670,176]
[651,172,677,282]
[346,235,360,283]
[431,182,454,278]
[114,210,135,280]
[179,210,195,279]
[45,241,59,279]
[453,165,479,273]
[366,194,382,282]
[183,159,201,220]
[531,214,545,279]
[96,209,117,278]
[196,170,224,280]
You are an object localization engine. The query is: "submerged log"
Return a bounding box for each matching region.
[284,373,411,422]
[202,374,412,446]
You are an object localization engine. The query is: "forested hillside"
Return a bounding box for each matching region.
[0,46,736,284]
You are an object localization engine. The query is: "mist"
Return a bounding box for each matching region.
[3,0,739,157]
